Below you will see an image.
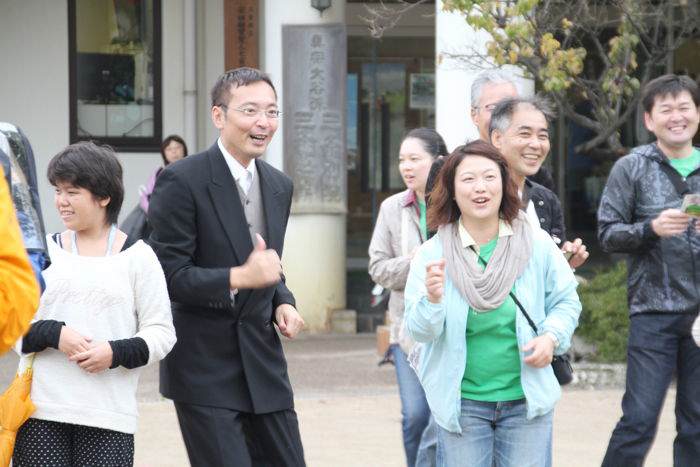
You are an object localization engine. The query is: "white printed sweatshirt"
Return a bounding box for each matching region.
[18,237,176,434]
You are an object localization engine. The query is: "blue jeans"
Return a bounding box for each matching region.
[390,344,437,467]
[437,398,552,467]
[602,313,700,467]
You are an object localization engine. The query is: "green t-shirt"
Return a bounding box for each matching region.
[461,237,525,402]
[418,199,427,241]
[669,148,700,178]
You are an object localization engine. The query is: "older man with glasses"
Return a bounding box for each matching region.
[488,95,590,269]
[470,70,555,191]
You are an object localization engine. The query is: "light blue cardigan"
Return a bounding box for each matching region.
[404,226,581,433]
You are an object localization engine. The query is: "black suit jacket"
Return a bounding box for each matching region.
[524,179,566,244]
[149,143,296,413]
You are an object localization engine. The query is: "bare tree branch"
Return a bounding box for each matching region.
[360,0,697,154]
[360,0,432,39]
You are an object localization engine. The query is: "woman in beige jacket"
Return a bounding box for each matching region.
[369,128,447,467]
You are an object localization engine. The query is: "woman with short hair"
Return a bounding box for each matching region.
[404,140,581,467]
[14,141,176,466]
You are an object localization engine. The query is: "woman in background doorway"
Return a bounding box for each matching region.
[122,135,188,242]
[140,135,188,214]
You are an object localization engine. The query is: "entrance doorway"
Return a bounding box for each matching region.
[346,35,435,331]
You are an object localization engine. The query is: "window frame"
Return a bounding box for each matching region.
[68,0,162,152]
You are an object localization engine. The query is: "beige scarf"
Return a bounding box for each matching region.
[438,212,532,311]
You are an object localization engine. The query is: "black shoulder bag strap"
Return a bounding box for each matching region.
[657,161,691,197]
[469,245,574,385]
[469,246,538,334]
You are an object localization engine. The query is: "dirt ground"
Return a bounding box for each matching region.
[1,334,676,467]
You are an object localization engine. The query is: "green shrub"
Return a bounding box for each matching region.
[577,261,629,362]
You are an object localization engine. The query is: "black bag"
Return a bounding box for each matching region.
[120,204,150,242]
[469,246,574,385]
[550,353,574,385]
[508,291,574,386]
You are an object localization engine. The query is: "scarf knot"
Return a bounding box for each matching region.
[438,212,532,311]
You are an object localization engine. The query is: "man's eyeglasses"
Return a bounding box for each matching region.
[473,103,498,112]
[218,104,281,119]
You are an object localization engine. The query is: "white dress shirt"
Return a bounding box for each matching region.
[217,138,256,195]
[217,138,256,302]
[518,189,541,229]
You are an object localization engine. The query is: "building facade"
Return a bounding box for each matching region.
[2,0,699,331]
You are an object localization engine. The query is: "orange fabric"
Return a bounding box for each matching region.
[0,367,35,466]
[0,167,39,354]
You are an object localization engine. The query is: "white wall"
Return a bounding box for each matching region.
[196,0,225,151]
[435,0,533,151]
[0,1,70,233]
[162,0,187,143]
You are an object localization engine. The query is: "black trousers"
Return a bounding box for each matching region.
[174,401,306,467]
[602,313,700,467]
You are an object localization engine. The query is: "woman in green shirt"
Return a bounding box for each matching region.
[368,128,448,467]
[405,140,581,466]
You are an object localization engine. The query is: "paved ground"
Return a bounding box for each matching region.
[1,333,676,466]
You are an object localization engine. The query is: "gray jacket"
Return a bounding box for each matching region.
[597,143,700,315]
[368,190,425,347]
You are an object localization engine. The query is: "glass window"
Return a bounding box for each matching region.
[361,62,407,191]
[69,0,161,151]
[347,73,359,171]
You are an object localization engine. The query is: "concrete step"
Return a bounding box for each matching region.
[330,309,357,334]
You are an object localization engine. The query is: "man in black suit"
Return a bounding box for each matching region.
[149,67,306,467]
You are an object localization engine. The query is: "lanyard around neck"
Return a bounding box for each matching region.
[71,224,118,257]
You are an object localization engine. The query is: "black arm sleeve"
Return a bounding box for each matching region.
[272,275,296,310]
[549,195,567,243]
[148,167,232,307]
[22,320,64,353]
[598,157,659,253]
[109,337,150,369]
[271,182,297,316]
